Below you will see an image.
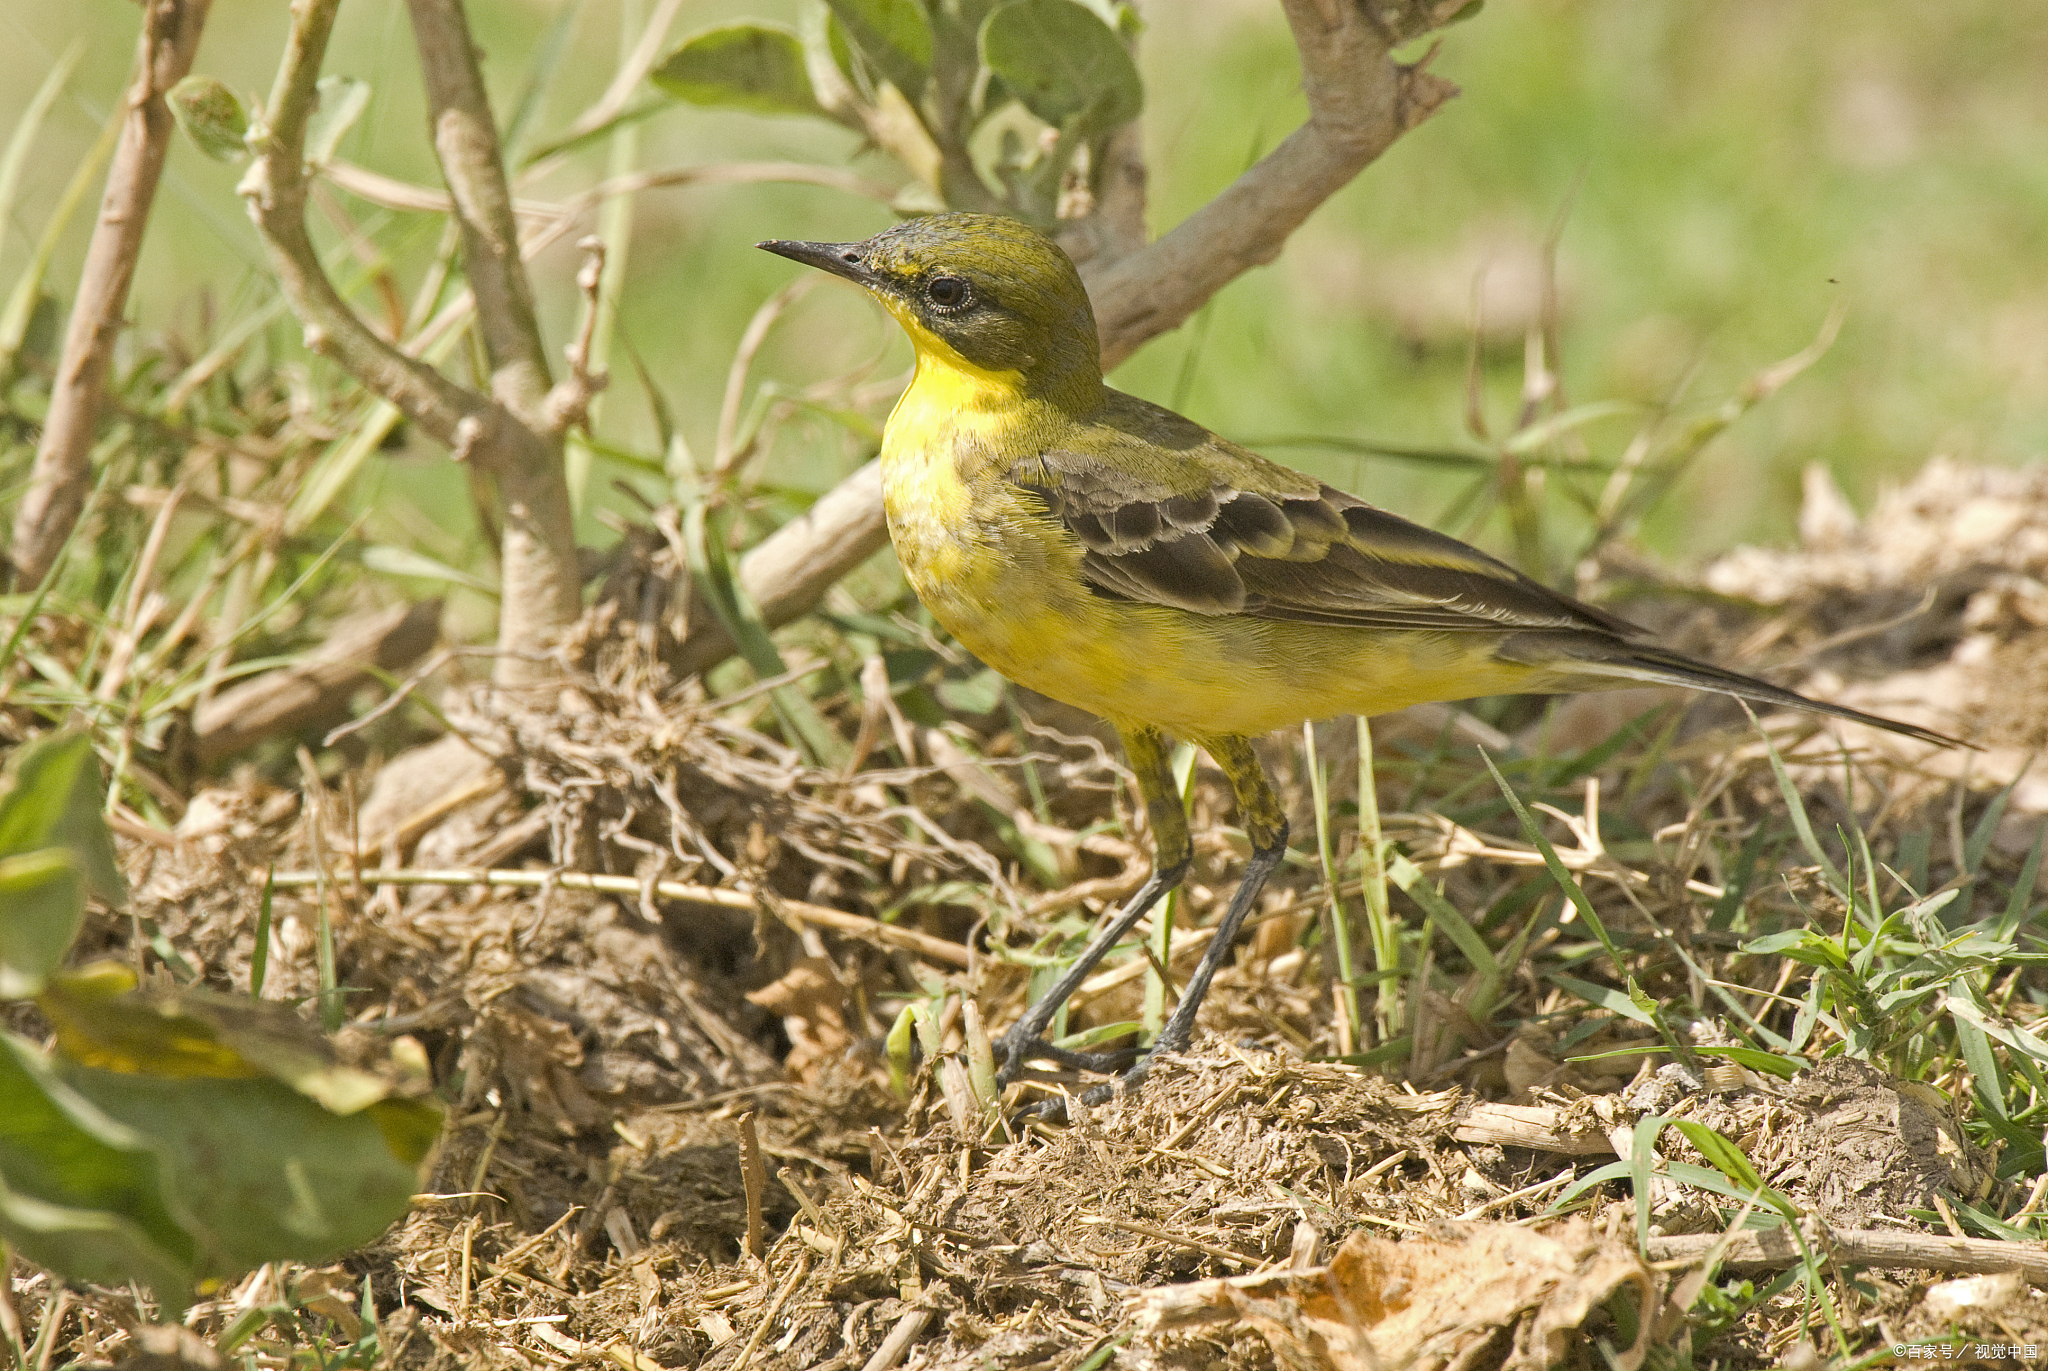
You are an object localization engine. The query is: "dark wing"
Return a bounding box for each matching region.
[1010,398,1640,637]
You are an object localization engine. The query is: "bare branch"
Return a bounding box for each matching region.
[326,157,899,222]
[8,0,213,588]
[1088,0,1460,368]
[670,0,1462,679]
[405,0,552,419]
[243,0,582,691]
[193,599,444,762]
[543,235,609,433]
[1646,1226,2048,1284]
[323,159,560,218]
[714,276,815,477]
[239,0,493,451]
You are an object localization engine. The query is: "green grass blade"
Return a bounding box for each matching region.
[1550,973,1657,1028]
[1708,822,1774,931]
[1388,855,1498,982]
[1144,742,1198,1036]
[1356,715,1401,1045]
[1480,748,1623,965]
[1964,769,2026,877]
[1739,703,1847,894]
[1955,1017,2006,1121]
[0,96,119,367]
[1305,723,1365,1049]
[0,39,84,260]
[680,497,847,767]
[1999,824,2045,941]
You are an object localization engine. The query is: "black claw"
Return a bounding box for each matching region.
[1008,1045,1159,1126]
[994,1033,1143,1082]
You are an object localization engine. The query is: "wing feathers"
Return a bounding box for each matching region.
[1011,439,1639,639]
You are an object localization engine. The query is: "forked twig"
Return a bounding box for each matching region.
[10,0,213,588]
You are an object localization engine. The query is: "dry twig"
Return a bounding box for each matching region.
[9,0,213,587]
[1646,1227,2048,1284]
[240,0,578,688]
[264,866,973,967]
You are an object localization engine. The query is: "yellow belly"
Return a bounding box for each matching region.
[882,449,1538,741]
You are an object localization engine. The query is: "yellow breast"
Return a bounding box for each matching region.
[878,315,1034,602]
[875,326,1555,741]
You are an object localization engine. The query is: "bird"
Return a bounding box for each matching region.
[759,212,1959,1114]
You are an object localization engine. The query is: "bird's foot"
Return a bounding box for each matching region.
[993,1026,1142,1087]
[1009,1045,1166,1125]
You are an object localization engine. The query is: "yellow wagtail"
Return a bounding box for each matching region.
[760,213,1958,1110]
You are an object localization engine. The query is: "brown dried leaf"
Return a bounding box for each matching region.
[746,956,852,1083]
[1142,1220,1657,1371]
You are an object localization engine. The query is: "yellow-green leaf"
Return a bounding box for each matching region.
[167,75,248,162]
[0,849,83,998]
[652,23,823,118]
[979,0,1140,136]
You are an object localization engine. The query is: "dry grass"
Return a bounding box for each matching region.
[6,455,2048,1368]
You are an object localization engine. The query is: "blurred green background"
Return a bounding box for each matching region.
[5,0,2043,590]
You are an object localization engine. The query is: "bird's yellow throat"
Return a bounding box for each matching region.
[883,306,1033,448]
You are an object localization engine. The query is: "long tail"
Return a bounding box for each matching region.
[1551,641,1964,750]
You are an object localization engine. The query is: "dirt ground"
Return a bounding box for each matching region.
[13,457,2048,1369]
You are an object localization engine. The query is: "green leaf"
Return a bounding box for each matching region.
[0,1179,195,1305]
[57,1065,429,1277]
[37,967,430,1118]
[167,75,249,163]
[18,966,439,1287]
[1550,973,1658,1028]
[651,23,823,118]
[1694,1045,1804,1080]
[0,731,123,904]
[1739,927,1850,971]
[0,849,84,998]
[1672,1120,1768,1195]
[305,75,370,167]
[0,1030,196,1301]
[822,0,933,98]
[980,0,1141,136]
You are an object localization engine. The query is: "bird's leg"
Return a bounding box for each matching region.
[1020,736,1290,1121]
[994,725,1191,1087]
[1104,734,1288,1099]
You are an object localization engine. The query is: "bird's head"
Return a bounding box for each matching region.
[759,213,1102,405]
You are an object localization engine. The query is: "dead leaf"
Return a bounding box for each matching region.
[746,956,852,1083]
[1137,1220,1657,1371]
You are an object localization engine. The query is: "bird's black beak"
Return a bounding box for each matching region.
[756,238,878,287]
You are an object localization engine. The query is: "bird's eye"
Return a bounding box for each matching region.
[926,275,972,310]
